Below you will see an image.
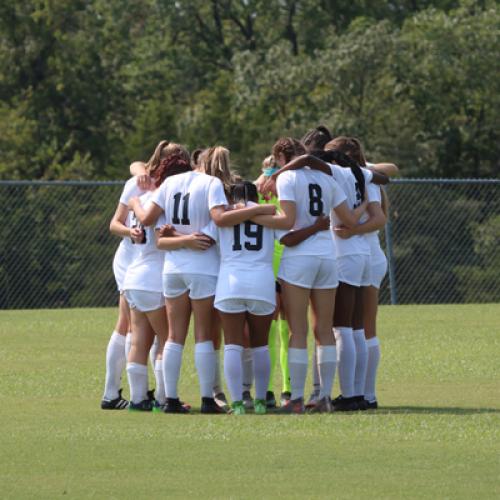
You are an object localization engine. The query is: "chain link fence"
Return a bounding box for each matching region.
[0,179,498,309]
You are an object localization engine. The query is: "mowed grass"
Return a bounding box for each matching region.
[0,304,499,499]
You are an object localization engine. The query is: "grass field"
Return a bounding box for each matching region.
[0,304,499,499]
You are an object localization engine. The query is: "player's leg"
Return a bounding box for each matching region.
[277,281,310,413]
[352,286,368,410]
[145,303,169,409]
[218,308,246,414]
[333,280,358,411]
[241,323,254,409]
[363,285,381,409]
[309,287,336,412]
[247,307,274,414]
[163,292,191,413]
[278,304,291,405]
[191,286,224,414]
[101,293,130,409]
[211,311,227,409]
[127,307,155,411]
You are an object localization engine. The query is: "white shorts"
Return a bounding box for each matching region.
[337,254,371,287]
[215,298,275,316]
[278,256,338,289]
[124,290,164,312]
[369,248,387,289]
[163,273,217,300]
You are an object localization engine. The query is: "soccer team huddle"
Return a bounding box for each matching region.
[101,126,398,415]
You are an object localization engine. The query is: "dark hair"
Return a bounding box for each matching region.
[230,181,259,205]
[323,141,366,201]
[272,137,306,163]
[191,148,204,167]
[301,125,333,152]
[327,136,366,166]
[153,152,192,187]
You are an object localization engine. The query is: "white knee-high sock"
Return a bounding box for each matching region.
[224,344,244,402]
[163,341,183,399]
[242,348,253,393]
[103,331,127,400]
[334,327,356,398]
[149,336,159,371]
[125,332,132,359]
[353,329,368,396]
[364,337,381,403]
[154,359,166,404]
[213,349,222,395]
[126,362,148,404]
[195,341,215,398]
[312,346,320,395]
[252,346,271,400]
[317,345,337,399]
[288,348,308,400]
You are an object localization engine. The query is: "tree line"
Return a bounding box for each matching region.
[0,0,498,182]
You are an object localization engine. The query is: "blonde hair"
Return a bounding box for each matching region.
[199,146,237,196]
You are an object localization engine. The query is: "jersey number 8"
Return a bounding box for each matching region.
[309,184,323,216]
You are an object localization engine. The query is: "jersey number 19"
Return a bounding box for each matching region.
[233,222,263,251]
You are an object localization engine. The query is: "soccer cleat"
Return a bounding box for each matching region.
[332,395,359,412]
[129,398,154,412]
[365,399,378,410]
[152,400,166,413]
[214,392,229,411]
[201,397,227,414]
[280,391,291,407]
[265,390,277,409]
[354,395,368,411]
[242,390,254,410]
[101,388,129,410]
[254,399,267,415]
[277,397,305,414]
[308,396,332,414]
[230,401,246,415]
[163,397,190,414]
[305,389,320,409]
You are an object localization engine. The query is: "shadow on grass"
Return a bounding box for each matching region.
[376,406,500,415]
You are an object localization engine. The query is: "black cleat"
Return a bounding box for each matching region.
[266,390,277,409]
[101,388,129,410]
[129,398,154,412]
[354,395,368,411]
[332,395,359,412]
[201,397,227,414]
[214,392,229,411]
[163,397,190,414]
[365,399,378,410]
[242,390,254,410]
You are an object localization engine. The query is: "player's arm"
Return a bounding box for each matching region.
[128,197,163,226]
[210,203,276,228]
[335,202,386,239]
[280,215,330,247]
[155,228,213,251]
[367,162,399,178]
[251,200,296,230]
[110,202,146,243]
[130,162,153,190]
[332,199,368,229]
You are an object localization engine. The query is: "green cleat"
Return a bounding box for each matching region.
[254,399,267,415]
[230,401,246,415]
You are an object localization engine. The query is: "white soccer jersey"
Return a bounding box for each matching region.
[277,168,346,258]
[151,171,228,276]
[113,177,147,289]
[122,192,165,293]
[203,207,278,306]
[329,165,373,257]
[364,184,383,251]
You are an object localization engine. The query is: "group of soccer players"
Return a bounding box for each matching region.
[101,126,398,414]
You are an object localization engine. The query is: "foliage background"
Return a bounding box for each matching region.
[1,0,498,181]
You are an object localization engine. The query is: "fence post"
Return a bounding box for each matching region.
[385,215,398,305]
